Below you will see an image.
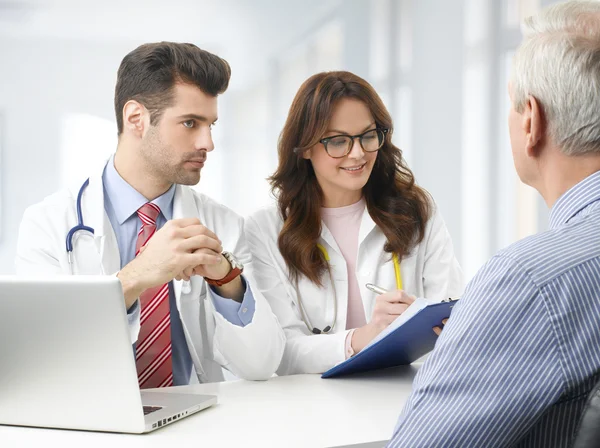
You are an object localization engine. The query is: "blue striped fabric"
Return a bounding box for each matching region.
[388,171,600,447]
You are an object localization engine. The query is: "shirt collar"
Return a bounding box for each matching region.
[102,154,175,225]
[549,170,600,229]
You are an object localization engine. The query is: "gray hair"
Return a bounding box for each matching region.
[511,1,600,155]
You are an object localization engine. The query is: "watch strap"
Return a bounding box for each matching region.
[204,267,242,287]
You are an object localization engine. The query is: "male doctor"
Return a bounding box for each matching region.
[16,42,285,387]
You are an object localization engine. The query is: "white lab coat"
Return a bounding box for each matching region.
[15,163,285,383]
[245,203,464,375]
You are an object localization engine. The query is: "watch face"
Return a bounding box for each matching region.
[223,251,244,270]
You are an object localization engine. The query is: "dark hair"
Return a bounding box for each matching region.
[270,71,431,286]
[114,42,231,134]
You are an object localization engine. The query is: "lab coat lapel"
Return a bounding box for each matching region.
[172,185,208,378]
[319,222,348,331]
[321,205,376,253]
[358,206,377,246]
[171,185,200,307]
[320,222,342,258]
[79,161,120,275]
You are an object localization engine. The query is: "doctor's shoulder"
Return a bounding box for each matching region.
[186,188,244,235]
[23,177,91,226]
[16,188,79,265]
[376,191,439,258]
[20,187,78,228]
[245,204,283,243]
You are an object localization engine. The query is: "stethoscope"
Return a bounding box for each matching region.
[65,177,193,294]
[66,178,94,275]
[296,244,402,334]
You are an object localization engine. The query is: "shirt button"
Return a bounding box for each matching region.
[242,307,248,314]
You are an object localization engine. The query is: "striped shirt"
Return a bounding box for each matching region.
[389,171,600,447]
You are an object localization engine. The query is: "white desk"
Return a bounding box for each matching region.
[0,366,419,448]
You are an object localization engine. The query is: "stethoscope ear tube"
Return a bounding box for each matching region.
[296,266,338,335]
[297,246,402,335]
[66,178,96,263]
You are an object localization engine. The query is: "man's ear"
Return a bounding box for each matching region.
[525,94,543,157]
[122,100,148,138]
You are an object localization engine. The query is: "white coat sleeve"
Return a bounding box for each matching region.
[421,207,465,300]
[244,215,349,376]
[209,218,286,381]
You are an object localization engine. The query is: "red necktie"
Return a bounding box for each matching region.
[134,203,173,389]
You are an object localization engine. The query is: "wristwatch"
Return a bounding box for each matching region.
[204,251,244,287]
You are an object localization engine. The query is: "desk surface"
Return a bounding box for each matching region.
[0,366,419,448]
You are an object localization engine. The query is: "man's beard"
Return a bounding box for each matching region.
[142,131,201,186]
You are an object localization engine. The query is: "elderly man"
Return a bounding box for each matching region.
[389,1,600,447]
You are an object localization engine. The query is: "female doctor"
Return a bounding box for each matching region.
[245,71,464,375]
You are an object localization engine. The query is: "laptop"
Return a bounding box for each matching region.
[0,275,216,433]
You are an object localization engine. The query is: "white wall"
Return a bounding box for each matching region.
[410,0,464,262]
[0,0,562,278]
[0,38,132,272]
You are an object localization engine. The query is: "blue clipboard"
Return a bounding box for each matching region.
[321,300,458,379]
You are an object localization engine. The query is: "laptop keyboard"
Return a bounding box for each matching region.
[143,406,163,415]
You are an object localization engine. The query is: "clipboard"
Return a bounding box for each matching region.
[321,298,458,379]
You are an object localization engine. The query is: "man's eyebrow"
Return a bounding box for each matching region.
[176,114,218,123]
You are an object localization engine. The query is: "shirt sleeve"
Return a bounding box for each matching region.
[209,275,255,327]
[344,329,357,359]
[388,255,565,447]
[126,300,140,326]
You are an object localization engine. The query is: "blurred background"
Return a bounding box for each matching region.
[0,0,568,281]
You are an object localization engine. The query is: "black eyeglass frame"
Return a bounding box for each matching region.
[317,128,390,159]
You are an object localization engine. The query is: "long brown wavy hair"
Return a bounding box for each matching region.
[270,71,431,286]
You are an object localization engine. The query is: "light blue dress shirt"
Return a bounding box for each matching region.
[102,156,255,385]
[389,171,600,447]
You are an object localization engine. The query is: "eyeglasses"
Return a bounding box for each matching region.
[319,128,389,159]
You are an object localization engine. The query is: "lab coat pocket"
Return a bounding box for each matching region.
[72,233,103,275]
[179,277,206,303]
[177,277,210,364]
